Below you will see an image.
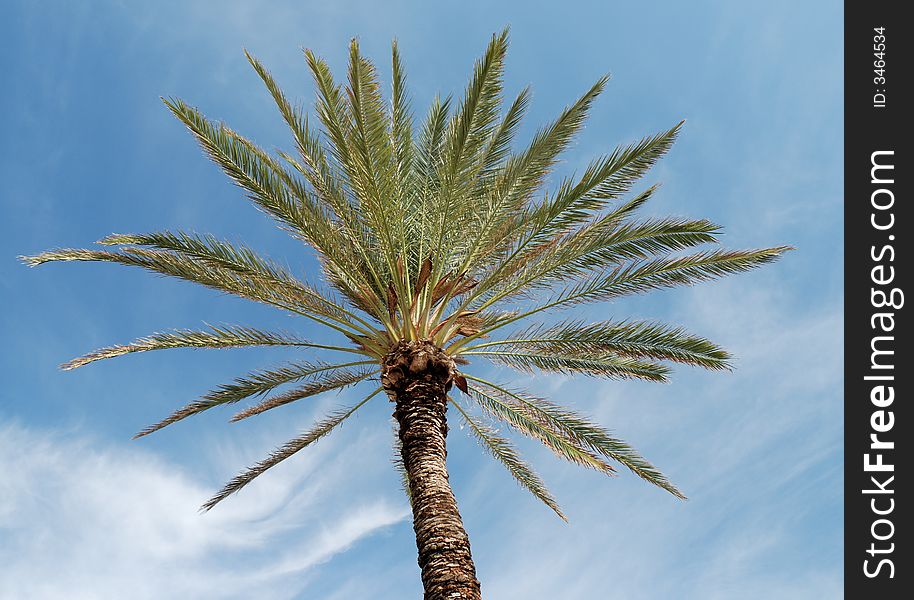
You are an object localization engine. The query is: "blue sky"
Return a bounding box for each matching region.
[1,1,842,598]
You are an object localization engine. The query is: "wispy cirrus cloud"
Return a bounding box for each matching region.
[0,422,407,600]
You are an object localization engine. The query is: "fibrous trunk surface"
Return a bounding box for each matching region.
[382,339,482,600]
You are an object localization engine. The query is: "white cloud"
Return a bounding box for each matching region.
[0,422,407,600]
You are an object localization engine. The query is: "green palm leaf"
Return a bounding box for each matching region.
[55,325,345,371]
[231,367,375,421]
[133,361,376,438]
[475,217,723,307]
[518,121,684,248]
[551,247,791,307]
[99,231,370,329]
[163,97,317,237]
[450,396,565,520]
[469,348,670,381]
[465,319,730,371]
[466,376,685,499]
[201,387,381,511]
[202,359,376,407]
[466,384,617,476]
[450,246,789,351]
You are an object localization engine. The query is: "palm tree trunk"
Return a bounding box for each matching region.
[383,340,482,600]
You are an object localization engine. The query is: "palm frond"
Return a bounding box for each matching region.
[164,97,385,312]
[451,246,790,350]
[56,325,337,371]
[450,396,565,520]
[468,348,670,381]
[305,47,357,174]
[520,122,684,248]
[390,40,416,209]
[345,40,403,279]
[303,48,401,320]
[163,97,315,237]
[475,87,531,180]
[412,30,512,320]
[439,28,509,198]
[555,216,722,272]
[523,393,685,499]
[99,231,376,333]
[466,376,685,498]
[201,386,381,511]
[424,77,612,342]
[463,122,682,309]
[464,319,730,371]
[23,246,293,316]
[474,215,723,308]
[466,383,616,476]
[202,359,375,407]
[132,360,376,439]
[231,366,375,421]
[409,94,452,272]
[454,76,609,277]
[242,51,360,227]
[245,49,389,315]
[549,246,791,307]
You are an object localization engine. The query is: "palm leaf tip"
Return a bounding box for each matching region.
[451,397,566,521]
[463,378,690,499]
[18,249,82,267]
[465,381,617,477]
[97,233,140,245]
[18,254,43,267]
[59,325,316,372]
[200,387,379,511]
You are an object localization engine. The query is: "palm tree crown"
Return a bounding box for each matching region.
[22,30,788,520]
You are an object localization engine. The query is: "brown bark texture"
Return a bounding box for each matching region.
[381,339,482,600]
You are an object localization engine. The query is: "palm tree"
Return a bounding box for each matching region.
[22,30,788,599]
